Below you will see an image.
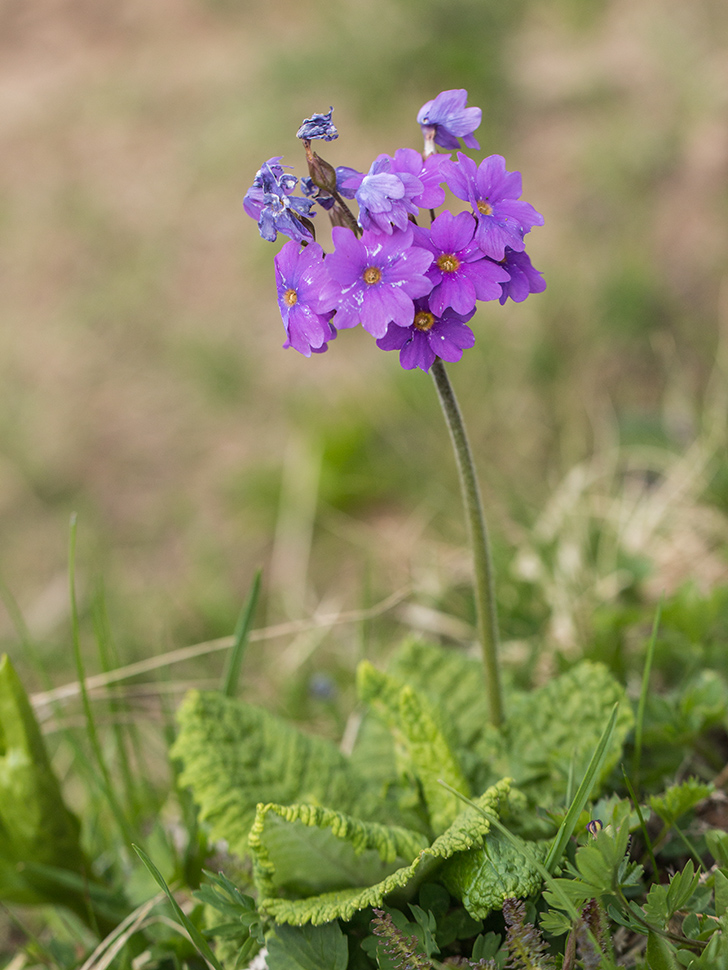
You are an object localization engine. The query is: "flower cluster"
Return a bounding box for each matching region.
[244,92,545,370]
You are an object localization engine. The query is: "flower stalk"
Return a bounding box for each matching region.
[430,358,504,727]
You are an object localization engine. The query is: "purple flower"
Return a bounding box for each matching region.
[296,108,338,142]
[388,148,450,210]
[441,152,544,260]
[412,210,510,316]
[342,154,423,235]
[275,241,337,356]
[496,247,546,304]
[322,227,433,338]
[417,89,482,153]
[244,158,316,244]
[376,298,475,372]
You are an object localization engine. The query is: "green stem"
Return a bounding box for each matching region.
[430,358,504,726]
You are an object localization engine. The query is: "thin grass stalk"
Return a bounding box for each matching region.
[430,358,504,726]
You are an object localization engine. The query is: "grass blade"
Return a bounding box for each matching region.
[633,596,662,790]
[544,702,620,874]
[132,843,224,970]
[221,568,262,698]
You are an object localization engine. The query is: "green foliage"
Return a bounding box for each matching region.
[250,780,513,925]
[266,921,349,970]
[0,654,88,912]
[357,661,471,832]
[642,862,700,930]
[194,870,266,967]
[172,689,406,857]
[442,830,549,919]
[649,780,713,828]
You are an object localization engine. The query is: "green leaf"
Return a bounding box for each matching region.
[705,830,728,868]
[442,828,549,918]
[502,661,634,802]
[650,779,712,827]
[714,869,728,919]
[266,922,348,970]
[356,662,470,833]
[544,702,620,873]
[646,930,680,970]
[133,843,224,970]
[0,654,87,907]
[254,779,513,925]
[249,803,428,901]
[644,862,700,928]
[172,690,393,858]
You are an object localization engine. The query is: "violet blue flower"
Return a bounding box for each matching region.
[321,227,434,339]
[342,155,423,235]
[496,247,546,305]
[417,89,482,153]
[296,108,338,142]
[441,152,544,260]
[376,298,476,372]
[244,158,315,244]
[412,210,510,316]
[243,157,294,220]
[275,241,337,356]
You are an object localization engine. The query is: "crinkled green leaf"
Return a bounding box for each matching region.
[356,640,501,794]
[357,662,470,832]
[249,803,428,901]
[357,645,632,807]
[172,690,399,858]
[0,654,86,906]
[442,828,548,918]
[266,922,348,970]
[254,779,512,925]
[650,778,713,827]
[501,661,634,800]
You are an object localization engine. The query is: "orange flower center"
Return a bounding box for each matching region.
[363,266,382,285]
[413,311,436,332]
[437,253,460,273]
[283,288,298,307]
[477,199,493,215]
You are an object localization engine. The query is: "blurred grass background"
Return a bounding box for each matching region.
[0,0,727,697]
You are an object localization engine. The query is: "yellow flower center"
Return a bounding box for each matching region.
[363,266,382,285]
[413,311,435,332]
[477,199,493,215]
[437,253,460,273]
[283,288,298,307]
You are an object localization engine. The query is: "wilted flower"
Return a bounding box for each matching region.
[376,298,475,372]
[296,107,338,142]
[244,158,315,243]
[274,241,337,355]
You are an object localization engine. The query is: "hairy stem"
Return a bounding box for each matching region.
[430,358,504,726]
